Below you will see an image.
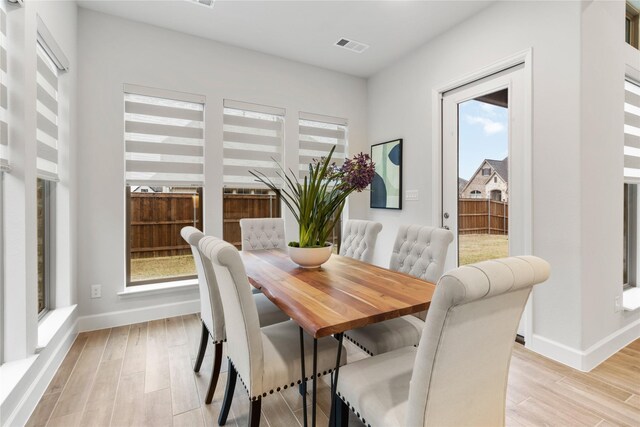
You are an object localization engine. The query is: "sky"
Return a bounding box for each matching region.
[458,100,509,181]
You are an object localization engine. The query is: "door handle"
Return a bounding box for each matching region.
[443,212,450,219]
[443,225,450,230]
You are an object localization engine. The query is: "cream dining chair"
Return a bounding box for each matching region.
[240,217,287,251]
[344,224,453,356]
[339,219,383,263]
[198,235,347,427]
[181,227,289,405]
[333,256,551,427]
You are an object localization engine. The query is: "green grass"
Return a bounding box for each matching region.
[459,234,509,266]
[130,255,196,283]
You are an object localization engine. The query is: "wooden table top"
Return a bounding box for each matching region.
[240,249,436,338]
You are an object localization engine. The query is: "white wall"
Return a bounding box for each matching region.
[355,0,640,370]
[357,0,584,354]
[580,1,640,360]
[75,9,367,324]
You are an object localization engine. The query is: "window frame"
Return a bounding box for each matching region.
[627,2,639,49]
[125,185,204,287]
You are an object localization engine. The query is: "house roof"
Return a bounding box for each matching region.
[485,157,508,183]
[458,177,469,192]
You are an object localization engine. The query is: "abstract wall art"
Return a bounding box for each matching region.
[370,139,402,209]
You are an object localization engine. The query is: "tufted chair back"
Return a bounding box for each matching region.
[406,256,550,427]
[199,235,265,395]
[339,220,383,263]
[180,227,226,342]
[389,225,453,283]
[240,218,286,251]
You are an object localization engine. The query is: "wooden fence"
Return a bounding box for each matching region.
[458,199,508,235]
[129,191,203,259]
[129,189,341,256]
[223,191,281,249]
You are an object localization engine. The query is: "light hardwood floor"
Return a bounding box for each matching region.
[27,314,640,427]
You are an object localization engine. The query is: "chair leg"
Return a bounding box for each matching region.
[218,363,237,426]
[249,397,262,427]
[194,323,209,373]
[332,396,349,427]
[205,342,223,404]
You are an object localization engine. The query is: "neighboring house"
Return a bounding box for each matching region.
[460,157,509,202]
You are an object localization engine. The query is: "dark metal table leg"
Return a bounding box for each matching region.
[329,333,344,427]
[312,337,318,427]
[299,327,308,427]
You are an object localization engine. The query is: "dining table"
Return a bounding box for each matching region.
[240,248,436,427]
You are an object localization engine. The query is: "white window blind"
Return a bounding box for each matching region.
[0,4,7,172]
[36,42,60,181]
[223,100,285,188]
[625,79,640,181]
[298,112,347,179]
[124,85,205,187]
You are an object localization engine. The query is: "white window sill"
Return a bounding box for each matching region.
[37,305,77,351]
[117,278,198,298]
[623,287,640,311]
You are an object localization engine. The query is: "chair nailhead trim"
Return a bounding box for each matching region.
[228,358,337,402]
[337,393,372,427]
[344,334,374,356]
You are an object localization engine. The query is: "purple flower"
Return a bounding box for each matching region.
[339,152,375,192]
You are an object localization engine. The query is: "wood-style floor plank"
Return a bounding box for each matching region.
[145,318,171,393]
[28,318,640,427]
[168,343,201,416]
[110,371,145,427]
[144,388,174,427]
[25,392,60,427]
[121,322,148,376]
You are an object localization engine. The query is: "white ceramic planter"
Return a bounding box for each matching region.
[288,243,333,269]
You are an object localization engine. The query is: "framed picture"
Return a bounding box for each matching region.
[370,139,402,209]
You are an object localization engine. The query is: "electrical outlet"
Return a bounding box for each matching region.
[405,190,419,201]
[614,295,622,312]
[91,284,102,299]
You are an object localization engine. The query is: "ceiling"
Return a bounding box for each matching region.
[77,0,494,78]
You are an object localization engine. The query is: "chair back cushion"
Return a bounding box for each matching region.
[180,227,225,341]
[240,218,286,251]
[339,220,383,263]
[199,236,264,394]
[406,256,550,427]
[389,225,453,283]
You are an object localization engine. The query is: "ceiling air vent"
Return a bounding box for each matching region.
[335,38,369,53]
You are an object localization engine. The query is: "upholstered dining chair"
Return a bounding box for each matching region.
[198,235,347,427]
[339,220,383,263]
[239,217,287,251]
[180,227,289,405]
[334,256,550,427]
[344,224,453,356]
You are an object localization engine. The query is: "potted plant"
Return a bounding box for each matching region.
[250,146,375,268]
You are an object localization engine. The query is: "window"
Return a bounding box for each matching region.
[298,112,348,247]
[482,168,491,176]
[222,100,284,247]
[470,190,482,199]
[124,85,205,285]
[627,2,639,49]
[36,34,62,315]
[624,78,640,288]
[37,178,53,315]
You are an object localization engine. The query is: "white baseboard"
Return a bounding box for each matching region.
[77,299,200,332]
[527,334,584,370]
[582,317,640,371]
[528,318,640,372]
[1,311,78,427]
